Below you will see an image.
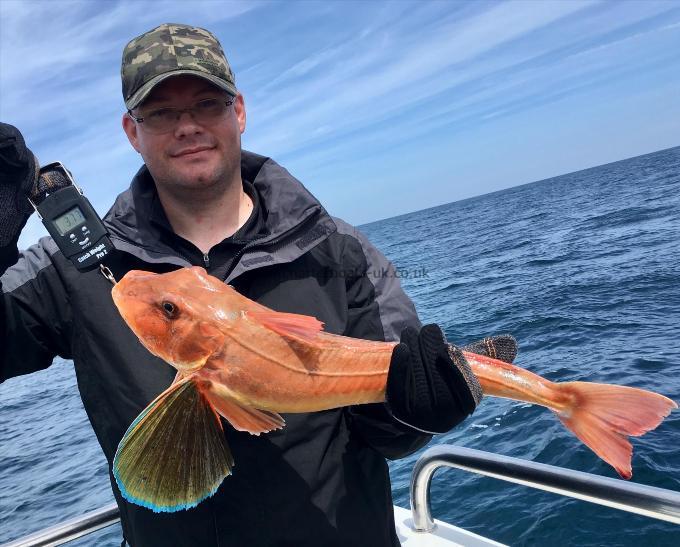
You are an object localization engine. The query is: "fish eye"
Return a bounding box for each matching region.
[161,301,178,319]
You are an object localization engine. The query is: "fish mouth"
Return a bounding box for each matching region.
[111,270,158,305]
[111,270,162,332]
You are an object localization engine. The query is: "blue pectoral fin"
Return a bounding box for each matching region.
[113,377,234,513]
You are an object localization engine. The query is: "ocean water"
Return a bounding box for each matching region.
[1,147,679,546]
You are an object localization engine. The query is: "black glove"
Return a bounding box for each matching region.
[386,325,482,434]
[0,123,38,247]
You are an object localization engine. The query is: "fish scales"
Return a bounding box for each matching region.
[202,324,395,412]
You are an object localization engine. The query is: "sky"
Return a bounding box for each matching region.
[1,0,679,248]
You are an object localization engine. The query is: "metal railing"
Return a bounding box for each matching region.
[410,445,680,532]
[5,446,680,546]
[1,503,120,547]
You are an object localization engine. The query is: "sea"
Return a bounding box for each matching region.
[1,146,679,546]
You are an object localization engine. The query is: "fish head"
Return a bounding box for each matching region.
[111,267,231,373]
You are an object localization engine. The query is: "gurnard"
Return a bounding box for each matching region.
[110,267,677,512]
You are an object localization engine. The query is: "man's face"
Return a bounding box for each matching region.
[122,75,246,193]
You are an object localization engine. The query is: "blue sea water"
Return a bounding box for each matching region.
[1,146,679,546]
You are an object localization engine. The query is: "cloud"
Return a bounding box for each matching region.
[3,0,680,235]
[245,0,680,165]
[243,1,598,155]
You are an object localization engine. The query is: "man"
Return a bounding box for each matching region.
[0,24,480,546]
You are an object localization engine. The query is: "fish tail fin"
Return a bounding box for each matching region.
[113,377,234,512]
[555,381,677,479]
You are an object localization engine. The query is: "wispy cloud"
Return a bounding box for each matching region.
[1,0,679,241]
[246,0,676,158]
[0,0,263,222]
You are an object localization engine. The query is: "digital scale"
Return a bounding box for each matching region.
[30,162,114,272]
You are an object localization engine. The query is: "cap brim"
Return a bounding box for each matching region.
[125,70,237,110]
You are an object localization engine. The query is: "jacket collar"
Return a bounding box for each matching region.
[103,150,337,275]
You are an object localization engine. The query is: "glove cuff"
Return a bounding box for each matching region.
[383,400,446,435]
[463,335,517,364]
[447,344,483,406]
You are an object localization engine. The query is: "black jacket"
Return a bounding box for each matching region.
[0,151,429,546]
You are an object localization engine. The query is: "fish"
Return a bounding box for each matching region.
[110,266,677,513]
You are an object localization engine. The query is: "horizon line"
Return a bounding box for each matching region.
[359,142,680,228]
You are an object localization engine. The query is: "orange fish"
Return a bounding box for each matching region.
[111,267,677,512]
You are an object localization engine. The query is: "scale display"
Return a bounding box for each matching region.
[53,206,87,236]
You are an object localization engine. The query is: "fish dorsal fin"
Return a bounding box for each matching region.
[247,309,324,342]
[463,335,518,363]
[205,390,285,435]
[113,377,233,513]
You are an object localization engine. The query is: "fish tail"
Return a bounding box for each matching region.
[113,377,234,512]
[554,381,677,479]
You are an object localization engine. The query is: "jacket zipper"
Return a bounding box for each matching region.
[112,209,325,279]
[177,214,318,276]
[224,211,323,281]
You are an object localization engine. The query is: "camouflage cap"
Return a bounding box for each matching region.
[122,23,236,110]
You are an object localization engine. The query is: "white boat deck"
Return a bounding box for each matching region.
[394,506,506,547]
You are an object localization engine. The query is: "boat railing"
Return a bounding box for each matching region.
[410,445,680,533]
[1,503,120,547]
[4,445,680,546]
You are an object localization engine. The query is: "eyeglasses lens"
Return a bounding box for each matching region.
[139,99,231,134]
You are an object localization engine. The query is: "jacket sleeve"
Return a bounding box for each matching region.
[0,237,72,383]
[333,218,432,460]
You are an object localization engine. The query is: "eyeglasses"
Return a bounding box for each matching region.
[128,98,234,134]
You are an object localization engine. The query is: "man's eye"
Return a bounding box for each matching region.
[147,108,175,120]
[195,99,221,112]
